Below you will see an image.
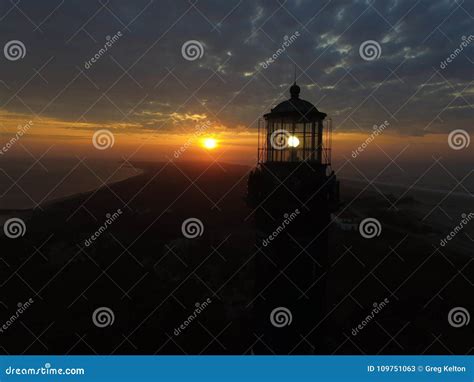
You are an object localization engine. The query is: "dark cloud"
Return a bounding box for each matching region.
[0,0,472,134]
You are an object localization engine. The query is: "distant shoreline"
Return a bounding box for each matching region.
[2,163,472,217]
[0,161,148,217]
[39,167,146,210]
[341,177,474,199]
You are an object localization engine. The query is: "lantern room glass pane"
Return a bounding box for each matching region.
[262,119,323,163]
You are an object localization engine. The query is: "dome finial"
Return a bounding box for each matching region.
[290,64,300,98]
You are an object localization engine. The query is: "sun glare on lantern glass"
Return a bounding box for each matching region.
[288,135,300,147]
[202,137,218,150]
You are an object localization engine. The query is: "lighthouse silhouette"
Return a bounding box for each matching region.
[247,79,339,354]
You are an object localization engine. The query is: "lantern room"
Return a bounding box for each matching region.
[258,82,332,165]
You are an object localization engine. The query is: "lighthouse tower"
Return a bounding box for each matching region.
[247,81,339,353]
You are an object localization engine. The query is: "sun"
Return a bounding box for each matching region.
[202,137,218,150]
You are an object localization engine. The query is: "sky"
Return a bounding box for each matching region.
[0,0,472,164]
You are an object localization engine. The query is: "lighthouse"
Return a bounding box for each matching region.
[247,81,339,353]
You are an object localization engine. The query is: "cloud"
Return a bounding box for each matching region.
[0,0,471,138]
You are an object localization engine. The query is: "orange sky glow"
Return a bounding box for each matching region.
[0,109,468,167]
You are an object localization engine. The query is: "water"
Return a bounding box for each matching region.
[333,158,474,195]
[0,158,141,210]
